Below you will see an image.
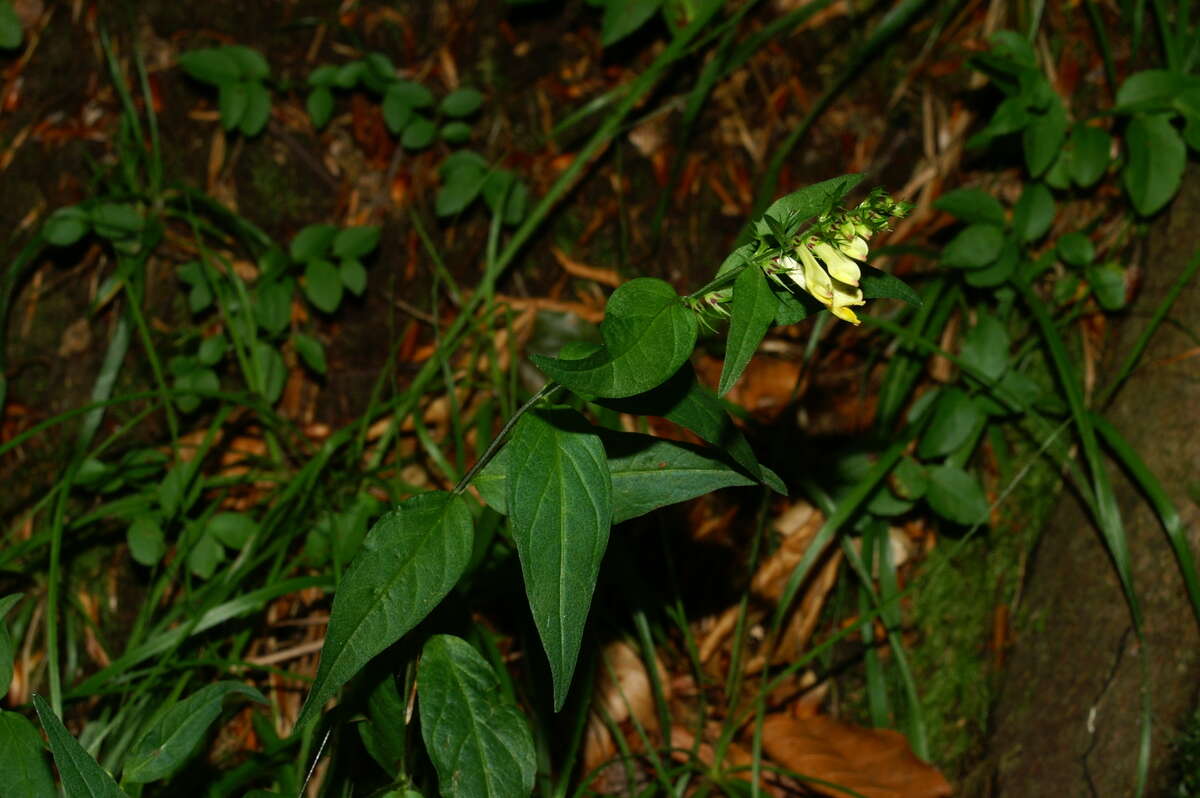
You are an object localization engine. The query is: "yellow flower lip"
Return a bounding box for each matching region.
[811,239,862,287]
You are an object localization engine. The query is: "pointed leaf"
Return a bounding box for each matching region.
[0,711,57,798]
[532,278,698,398]
[757,174,864,237]
[33,695,127,798]
[925,464,989,526]
[474,429,757,522]
[296,492,473,729]
[418,635,536,798]
[1124,113,1186,216]
[124,682,266,783]
[600,0,664,47]
[719,267,777,396]
[507,409,611,710]
[860,265,922,306]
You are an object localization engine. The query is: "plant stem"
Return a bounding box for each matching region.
[452,381,560,495]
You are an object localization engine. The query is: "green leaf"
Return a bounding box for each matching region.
[1067,124,1111,187]
[418,635,536,798]
[173,367,219,414]
[771,281,822,325]
[0,1,22,49]
[359,674,407,778]
[475,429,758,522]
[860,265,922,306]
[252,341,286,404]
[124,682,266,783]
[307,87,334,128]
[340,259,368,295]
[296,492,473,730]
[127,517,166,566]
[218,81,248,130]
[917,388,984,459]
[598,364,785,493]
[187,532,225,579]
[178,48,240,85]
[933,188,1005,225]
[290,224,338,260]
[224,45,269,81]
[402,116,437,149]
[601,0,664,47]
[437,162,486,217]
[1184,114,1200,152]
[294,332,327,374]
[197,334,226,366]
[440,87,484,117]
[254,279,293,335]
[389,79,435,108]
[719,267,778,396]
[1124,113,1186,216]
[0,711,56,797]
[441,121,473,143]
[1023,98,1067,177]
[1011,182,1054,243]
[207,512,258,550]
[0,594,20,702]
[891,456,928,501]
[1057,232,1095,266]
[332,226,380,259]
[238,82,271,136]
[304,259,343,313]
[382,88,413,134]
[308,64,339,87]
[333,61,366,88]
[942,224,1005,269]
[757,174,863,237]
[925,464,989,526]
[1115,69,1189,112]
[507,408,611,710]
[531,278,698,399]
[44,206,90,246]
[90,204,143,239]
[33,694,127,798]
[1088,262,1127,310]
[960,312,1009,381]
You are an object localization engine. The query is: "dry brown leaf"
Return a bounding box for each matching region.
[761,714,953,798]
[582,640,670,778]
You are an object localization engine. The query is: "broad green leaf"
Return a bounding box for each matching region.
[771,280,823,325]
[0,711,56,797]
[127,517,166,566]
[178,48,240,85]
[340,258,368,295]
[254,279,293,335]
[225,45,269,81]
[440,87,483,117]
[44,206,89,246]
[187,532,225,579]
[332,226,380,259]
[925,464,989,526]
[0,1,21,49]
[960,312,1009,381]
[441,121,473,143]
[1124,113,1186,216]
[389,79,435,108]
[252,341,286,404]
[333,61,365,88]
[359,674,407,778]
[891,457,928,501]
[296,492,473,729]
[304,259,343,313]
[437,162,486,217]
[601,0,664,47]
[207,512,257,550]
[307,87,334,128]
[942,223,1004,269]
[917,388,984,459]
[418,635,536,797]
[1023,98,1067,177]
[719,267,777,396]
[238,82,271,136]
[532,278,698,399]
[598,364,785,493]
[90,204,143,239]
[290,224,338,260]
[218,80,248,130]
[294,332,327,374]
[365,52,396,81]
[402,116,437,149]
[1184,114,1200,152]
[382,89,413,134]
[1115,69,1189,112]
[933,187,1005,225]
[308,64,339,87]
[861,265,922,306]
[124,682,265,783]
[1011,182,1054,243]
[507,409,611,710]
[173,367,218,414]
[1067,124,1111,187]
[1057,232,1094,266]
[475,430,757,522]
[0,594,20,702]
[197,334,226,366]
[1088,262,1127,310]
[963,236,1018,287]
[33,695,127,798]
[757,174,864,237]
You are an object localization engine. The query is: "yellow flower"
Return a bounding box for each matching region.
[787,237,866,325]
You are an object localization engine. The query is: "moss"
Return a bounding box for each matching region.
[1171,705,1200,797]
